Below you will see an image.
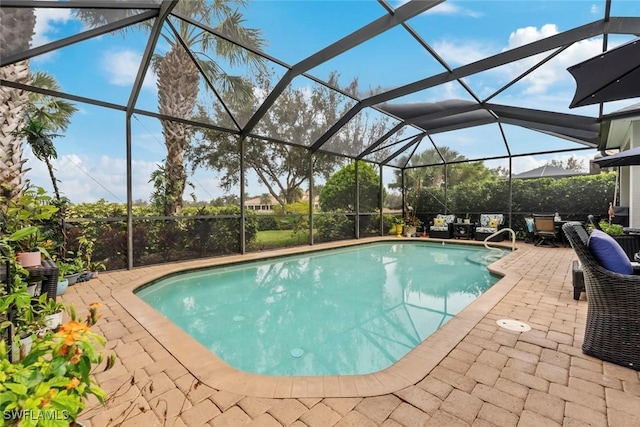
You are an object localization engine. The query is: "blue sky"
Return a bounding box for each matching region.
[18,0,640,203]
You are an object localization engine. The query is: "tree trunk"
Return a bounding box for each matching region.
[156,44,199,216]
[0,8,35,201]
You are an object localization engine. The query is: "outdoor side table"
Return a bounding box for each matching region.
[453,222,474,240]
[26,259,59,301]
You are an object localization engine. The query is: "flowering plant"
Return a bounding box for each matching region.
[403,215,423,227]
[0,303,115,426]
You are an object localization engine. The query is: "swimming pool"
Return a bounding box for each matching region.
[136,242,502,376]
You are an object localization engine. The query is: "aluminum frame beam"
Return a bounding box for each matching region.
[239,0,444,139]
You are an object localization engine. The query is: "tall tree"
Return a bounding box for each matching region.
[547,156,585,172]
[319,161,382,212]
[20,71,78,201]
[152,1,265,216]
[74,1,265,215]
[11,72,77,259]
[0,6,36,200]
[190,69,394,205]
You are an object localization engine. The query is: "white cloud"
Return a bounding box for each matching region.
[29,8,73,63]
[24,147,228,203]
[32,8,73,48]
[23,148,154,202]
[434,24,602,99]
[497,24,603,95]
[426,2,483,18]
[432,40,496,66]
[102,50,157,90]
[590,4,600,15]
[396,0,482,18]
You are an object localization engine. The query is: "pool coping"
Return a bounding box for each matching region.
[112,237,524,398]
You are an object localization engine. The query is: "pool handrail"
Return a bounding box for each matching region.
[483,228,516,252]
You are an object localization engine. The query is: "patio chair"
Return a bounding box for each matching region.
[533,214,558,247]
[429,214,456,239]
[562,222,640,370]
[474,214,504,242]
[524,215,535,243]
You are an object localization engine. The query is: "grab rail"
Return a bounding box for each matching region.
[483,228,516,252]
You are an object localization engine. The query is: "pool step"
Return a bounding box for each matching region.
[467,251,504,266]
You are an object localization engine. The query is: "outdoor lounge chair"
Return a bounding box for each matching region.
[562,222,640,370]
[429,214,456,239]
[533,214,558,247]
[474,214,504,242]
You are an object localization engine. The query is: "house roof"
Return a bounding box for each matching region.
[512,165,586,179]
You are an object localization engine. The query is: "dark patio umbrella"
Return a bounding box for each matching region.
[567,38,640,108]
[593,146,640,167]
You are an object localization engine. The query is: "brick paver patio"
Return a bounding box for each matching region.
[61,239,640,426]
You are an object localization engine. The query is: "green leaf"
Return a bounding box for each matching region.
[4,383,28,396]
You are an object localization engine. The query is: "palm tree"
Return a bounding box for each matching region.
[76,1,266,215]
[12,118,60,198]
[153,1,265,215]
[11,72,77,259]
[0,6,36,200]
[23,71,78,201]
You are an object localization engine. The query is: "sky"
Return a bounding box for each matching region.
[14,0,640,204]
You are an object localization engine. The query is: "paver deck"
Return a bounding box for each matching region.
[61,237,640,426]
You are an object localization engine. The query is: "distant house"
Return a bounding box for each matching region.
[512,165,586,179]
[244,193,320,213]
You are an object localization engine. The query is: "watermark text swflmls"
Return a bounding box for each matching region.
[3,409,70,421]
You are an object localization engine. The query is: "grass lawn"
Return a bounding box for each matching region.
[255,229,313,247]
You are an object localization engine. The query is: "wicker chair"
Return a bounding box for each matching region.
[474,213,505,242]
[429,214,456,239]
[562,222,640,370]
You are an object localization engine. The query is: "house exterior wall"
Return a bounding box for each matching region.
[627,121,640,228]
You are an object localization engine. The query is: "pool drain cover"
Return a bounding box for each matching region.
[290,348,305,358]
[496,319,531,332]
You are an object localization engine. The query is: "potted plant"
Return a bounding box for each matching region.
[0,288,43,361]
[0,242,43,361]
[2,187,59,268]
[403,215,423,237]
[0,303,115,426]
[36,293,65,331]
[57,258,84,285]
[598,220,623,236]
[57,273,70,296]
[393,217,404,237]
[56,258,80,288]
[598,220,639,261]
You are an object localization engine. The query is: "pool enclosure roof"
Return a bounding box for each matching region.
[2,0,640,171]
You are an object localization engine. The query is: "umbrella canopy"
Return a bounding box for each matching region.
[567,38,640,108]
[512,165,584,179]
[593,146,640,167]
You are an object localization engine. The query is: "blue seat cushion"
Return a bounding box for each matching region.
[588,230,633,275]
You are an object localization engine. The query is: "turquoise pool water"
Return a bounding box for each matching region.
[136,242,502,376]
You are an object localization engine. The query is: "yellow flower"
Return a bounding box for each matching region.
[69,347,83,364]
[58,345,69,356]
[89,302,102,310]
[66,377,80,390]
[39,389,57,408]
[57,321,90,345]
